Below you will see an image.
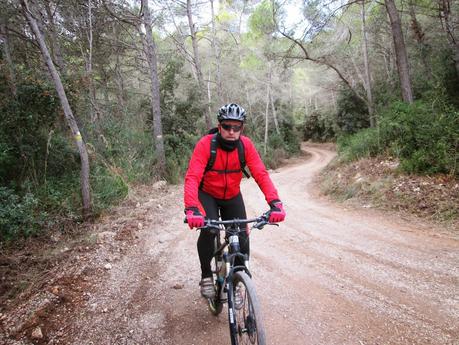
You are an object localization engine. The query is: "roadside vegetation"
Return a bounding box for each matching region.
[1,0,458,242]
[314,73,458,227]
[0,1,304,244]
[287,0,459,226]
[1,2,458,336]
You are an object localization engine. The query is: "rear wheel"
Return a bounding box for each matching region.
[230,271,266,345]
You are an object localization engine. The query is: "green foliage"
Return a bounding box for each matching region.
[303,110,336,142]
[160,59,206,136]
[96,119,156,183]
[0,69,157,241]
[380,102,458,175]
[335,86,369,134]
[337,127,381,161]
[248,0,276,37]
[159,58,207,183]
[0,187,43,241]
[280,117,302,154]
[0,78,60,185]
[36,173,80,218]
[45,133,80,178]
[164,133,198,184]
[215,10,234,24]
[91,165,129,212]
[338,101,459,176]
[372,77,401,109]
[430,49,459,108]
[256,111,302,168]
[240,53,264,71]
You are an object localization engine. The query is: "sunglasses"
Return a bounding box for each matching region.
[221,123,243,132]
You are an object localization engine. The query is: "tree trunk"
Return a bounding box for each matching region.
[385,0,414,103]
[235,1,252,117]
[351,56,366,88]
[85,0,100,122]
[268,62,280,135]
[21,0,92,217]
[331,91,337,112]
[361,0,375,127]
[304,91,309,116]
[408,0,432,78]
[141,0,166,177]
[210,0,223,105]
[0,21,17,97]
[112,23,126,111]
[44,0,66,75]
[186,0,212,128]
[264,83,270,155]
[439,0,459,77]
[207,67,213,123]
[270,93,280,135]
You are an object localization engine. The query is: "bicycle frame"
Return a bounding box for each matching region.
[201,215,274,345]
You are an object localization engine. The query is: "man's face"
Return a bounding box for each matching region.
[218,120,243,141]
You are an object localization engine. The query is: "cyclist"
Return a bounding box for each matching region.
[184,103,286,298]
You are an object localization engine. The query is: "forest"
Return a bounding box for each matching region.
[1,0,458,242]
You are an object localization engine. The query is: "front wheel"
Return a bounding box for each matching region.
[229,271,266,345]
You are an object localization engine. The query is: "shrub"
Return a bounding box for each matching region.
[303,110,336,142]
[335,86,369,134]
[380,101,458,175]
[164,133,198,184]
[337,127,382,162]
[93,117,157,183]
[338,101,459,176]
[0,187,43,241]
[91,165,129,213]
[0,79,60,184]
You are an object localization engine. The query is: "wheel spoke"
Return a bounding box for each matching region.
[232,272,265,345]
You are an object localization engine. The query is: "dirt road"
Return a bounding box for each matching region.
[11,144,458,345]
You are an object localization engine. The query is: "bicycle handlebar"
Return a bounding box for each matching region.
[184,212,278,231]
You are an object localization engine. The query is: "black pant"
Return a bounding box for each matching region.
[198,190,250,278]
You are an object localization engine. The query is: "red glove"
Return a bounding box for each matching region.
[268,200,286,223]
[185,207,205,229]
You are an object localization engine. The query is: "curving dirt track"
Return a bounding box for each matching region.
[44,144,459,345]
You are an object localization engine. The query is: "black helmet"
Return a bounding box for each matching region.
[217,103,246,122]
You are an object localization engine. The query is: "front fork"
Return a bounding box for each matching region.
[225,255,251,345]
[226,273,242,345]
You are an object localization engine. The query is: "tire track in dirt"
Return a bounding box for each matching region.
[243,145,459,345]
[36,144,458,345]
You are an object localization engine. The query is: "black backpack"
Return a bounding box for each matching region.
[204,131,250,179]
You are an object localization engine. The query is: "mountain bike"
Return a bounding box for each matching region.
[199,214,277,345]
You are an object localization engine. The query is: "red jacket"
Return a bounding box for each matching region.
[184,134,280,212]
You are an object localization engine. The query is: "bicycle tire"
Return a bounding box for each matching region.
[229,271,266,345]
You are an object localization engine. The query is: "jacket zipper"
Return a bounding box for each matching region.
[223,151,228,199]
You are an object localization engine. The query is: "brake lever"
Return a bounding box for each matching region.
[197,222,220,235]
[252,217,269,230]
[252,222,266,230]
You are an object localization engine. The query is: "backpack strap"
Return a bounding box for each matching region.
[237,140,250,178]
[204,133,218,173]
[202,133,250,180]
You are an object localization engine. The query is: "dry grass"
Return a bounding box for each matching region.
[319,155,459,230]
